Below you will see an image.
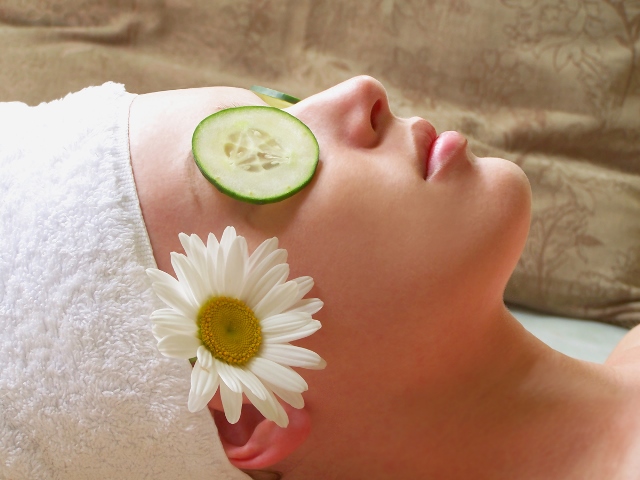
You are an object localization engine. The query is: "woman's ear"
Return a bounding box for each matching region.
[210,401,311,470]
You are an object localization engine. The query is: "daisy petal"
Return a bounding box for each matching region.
[220,380,243,424]
[147,268,196,309]
[237,235,248,263]
[260,312,313,333]
[264,380,305,409]
[215,360,243,393]
[206,233,220,293]
[214,245,226,297]
[150,308,196,329]
[249,249,287,284]
[146,267,179,288]
[178,231,193,252]
[206,232,220,252]
[171,252,208,305]
[197,345,214,367]
[223,238,246,298]
[179,233,211,293]
[248,357,308,392]
[181,233,207,265]
[284,298,324,316]
[253,281,299,320]
[188,360,220,412]
[149,282,198,319]
[247,237,278,273]
[157,334,201,359]
[232,367,269,401]
[150,307,181,317]
[263,320,322,344]
[271,394,289,428]
[244,387,288,428]
[191,231,207,250]
[220,226,237,254]
[292,276,314,300]
[152,323,198,341]
[262,344,327,370]
[241,250,288,303]
[246,263,289,309]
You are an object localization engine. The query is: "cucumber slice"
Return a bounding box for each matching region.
[192,106,319,204]
[250,85,301,108]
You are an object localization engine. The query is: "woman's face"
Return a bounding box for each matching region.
[246,76,531,313]
[132,75,532,476]
[255,76,532,473]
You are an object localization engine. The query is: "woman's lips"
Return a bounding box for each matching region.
[426,130,469,180]
[410,118,437,179]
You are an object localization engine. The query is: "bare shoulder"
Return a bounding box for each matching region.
[604,327,640,480]
[606,324,640,370]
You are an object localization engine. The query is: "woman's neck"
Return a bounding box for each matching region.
[441,304,639,479]
[284,304,639,480]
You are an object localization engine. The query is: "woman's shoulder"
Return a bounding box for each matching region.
[606,324,640,371]
[578,325,640,479]
[602,324,640,479]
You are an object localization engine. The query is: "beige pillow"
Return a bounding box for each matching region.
[297,1,640,328]
[1,0,638,327]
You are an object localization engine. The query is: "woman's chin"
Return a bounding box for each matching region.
[477,155,532,205]
[474,156,532,282]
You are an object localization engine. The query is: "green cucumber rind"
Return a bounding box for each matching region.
[192,106,319,205]
[250,85,301,105]
[253,93,295,109]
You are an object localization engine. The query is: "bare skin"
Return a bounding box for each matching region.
[129,76,640,479]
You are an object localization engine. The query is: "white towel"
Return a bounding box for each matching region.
[0,84,248,480]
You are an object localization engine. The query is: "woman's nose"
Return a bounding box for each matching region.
[289,75,392,149]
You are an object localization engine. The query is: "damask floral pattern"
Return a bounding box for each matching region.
[0,0,638,326]
[501,0,639,116]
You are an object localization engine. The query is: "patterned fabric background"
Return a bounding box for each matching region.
[1,0,638,327]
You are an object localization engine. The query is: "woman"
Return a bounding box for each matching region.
[131,76,640,479]
[1,75,638,479]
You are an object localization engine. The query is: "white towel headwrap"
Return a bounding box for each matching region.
[0,83,249,480]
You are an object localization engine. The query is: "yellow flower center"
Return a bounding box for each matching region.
[197,296,262,366]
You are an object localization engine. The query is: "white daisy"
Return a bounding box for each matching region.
[146,226,326,428]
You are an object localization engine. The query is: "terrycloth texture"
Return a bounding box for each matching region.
[1,0,639,327]
[0,84,248,480]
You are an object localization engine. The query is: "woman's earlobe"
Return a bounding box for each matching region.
[211,402,311,470]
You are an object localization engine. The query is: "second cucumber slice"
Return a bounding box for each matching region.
[250,85,301,108]
[192,106,319,204]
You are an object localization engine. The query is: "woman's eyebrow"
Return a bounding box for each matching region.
[213,100,261,111]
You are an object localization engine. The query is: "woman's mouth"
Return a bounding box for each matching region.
[426,131,469,180]
[410,118,437,179]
